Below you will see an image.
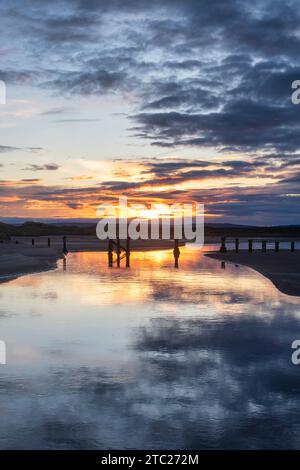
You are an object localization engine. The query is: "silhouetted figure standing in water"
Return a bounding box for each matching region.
[173,240,180,268]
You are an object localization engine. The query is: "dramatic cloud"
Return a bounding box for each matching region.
[0,155,299,223]
[2,1,300,153]
[1,0,300,222]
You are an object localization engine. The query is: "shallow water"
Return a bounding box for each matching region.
[0,246,300,449]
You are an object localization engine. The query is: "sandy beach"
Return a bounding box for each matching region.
[206,251,300,297]
[0,243,64,280]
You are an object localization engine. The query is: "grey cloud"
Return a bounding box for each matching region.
[45,70,129,96]
[0,145,20,153]
[20,178,42,182]
[133,99,300,152]
[22,164,60,171]
[3,0,300,156]
[53,118,100,123]
[40,107,76,116]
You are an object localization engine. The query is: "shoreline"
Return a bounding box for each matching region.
[0,238,185,282]
[0,245,64,283]
[206,251,300,297]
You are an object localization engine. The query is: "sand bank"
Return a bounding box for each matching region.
[0,243,64,281]
[206,251,300,297]
[12,236,184,252]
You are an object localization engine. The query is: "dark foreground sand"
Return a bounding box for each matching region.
[206,251,300,297]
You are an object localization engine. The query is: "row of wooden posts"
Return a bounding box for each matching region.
[220,237,296,253]
[30,236,130,265]
[108,238,181,268]
[108,238,130,268]
[31,236,68,253]
[30,236,181,268]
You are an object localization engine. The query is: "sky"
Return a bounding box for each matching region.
[0,0,300,224]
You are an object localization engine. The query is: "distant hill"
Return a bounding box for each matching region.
[0,221,95,239]
[0,222,19,239]
[1,221,300,239]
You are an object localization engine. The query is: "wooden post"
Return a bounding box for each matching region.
[32,238,34,246]
[235,238,239,253]
[63,235,68,253]
[248,239,253,253]
[116,237,121,268]
[48,237,51,247]
[126,237,130,268]
[220,237,227,253]
[291,241,295,252]
[275,241,279,252]
[173,239,180,268]
[262,240,267,253]
[108,239,113,267]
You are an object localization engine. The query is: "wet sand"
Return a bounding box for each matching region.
[206,251,300,297]
[0,243,64,280]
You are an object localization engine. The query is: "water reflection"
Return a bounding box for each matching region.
[0,247,300,449]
